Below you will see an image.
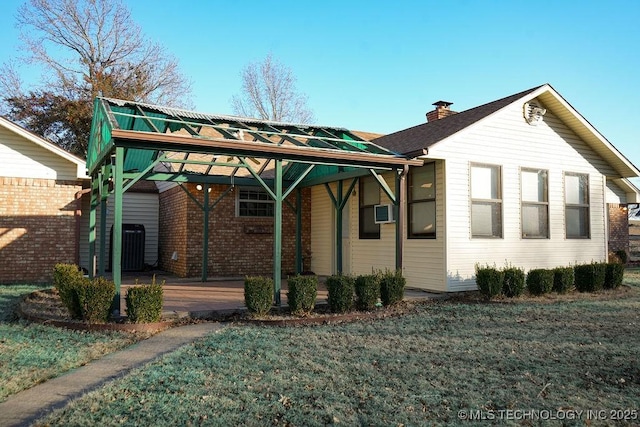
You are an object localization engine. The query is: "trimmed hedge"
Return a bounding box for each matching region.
[244,276,273,316]
[552,267,575,294]
[604,262,624,289]
[126,278,164,323]
[380,270,406,307]
[77,276,115,323]
[355,274,381,311]
[502,266,525,298]
[53,263,84,320]
[614,250,628,265]
[526,269,554,296]
[475,265,504,300]
[286,275,317,315]
[326,275,355,313]
[574,263,606,292]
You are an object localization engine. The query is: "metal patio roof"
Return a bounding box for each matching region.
[87,97,420,185]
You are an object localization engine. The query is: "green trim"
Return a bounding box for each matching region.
[273,159,283,306]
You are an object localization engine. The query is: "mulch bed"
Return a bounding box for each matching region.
[17,289,175,333]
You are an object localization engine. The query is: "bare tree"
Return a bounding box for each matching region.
[231,53,314,124]
[1,0,192,156]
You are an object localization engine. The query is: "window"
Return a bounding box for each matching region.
[359,176,380,239]
[521,169,549,238]
[238,187,274,217]
[565,173,590,238]
[408,163,436,238]
[470,164,502,238]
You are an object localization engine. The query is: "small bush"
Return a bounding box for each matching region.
[611,250,628,265]
[326,275,355,313]
[574,262,606,292]
[244,276,273,316]
[380,270,406,307]
[77,277,115,323]
[475,265,504,300]
[502,266,525,298]
[355,274,381,311]
[126,278,164,323]
[604,262,625,289]
[553,267,575,294]
[286,275,317,315]
[53,263,84,319]
[526,269,554,296]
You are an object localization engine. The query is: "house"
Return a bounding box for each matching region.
[7,82,638,299]
[323,83,638,292]
[0,116,160,284]
[0,116,87,283]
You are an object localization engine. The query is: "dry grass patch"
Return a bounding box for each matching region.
[39,271,640,426]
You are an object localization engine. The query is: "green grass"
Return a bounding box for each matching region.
[39,271,640,426]
[0,285,141,402]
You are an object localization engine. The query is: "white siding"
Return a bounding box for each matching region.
[606,179,627,204]
[402,160,447,291]
[428,100,610,291]
[349,173,395,276]
[79,192,159,271]
[310,184,334,275]
[0,127,79,181]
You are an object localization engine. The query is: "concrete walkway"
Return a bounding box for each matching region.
[0,322,225,427]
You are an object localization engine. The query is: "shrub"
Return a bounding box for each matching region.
[126,278,164,323]
[614,250,628,265]
[502,266,525,298]
[286,275,317,315]
[77,276,116,323]
[604,262,625,289]
[552,267,575,294]
[526,269,554,296]
[355,274,381,311]
[326,275,355,313]
[380,269,406,307]
[574,262,606,292]
[244,276,273,316]
[475,265,504,300]
[52,263,84,320]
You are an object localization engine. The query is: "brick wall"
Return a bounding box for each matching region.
[158,185,189,276]
[158,183,311,278]
[608,203,629,257]
[0,177,83,284]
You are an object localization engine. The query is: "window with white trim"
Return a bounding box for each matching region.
[565,173,590,238]
[470,163,502,238]
[408,163,436,238]
[237,187,274,217]
[521,168,549,238]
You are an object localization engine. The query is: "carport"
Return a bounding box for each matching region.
[87,98,420,314]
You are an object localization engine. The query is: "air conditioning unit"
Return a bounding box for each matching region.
[374,204,395,224]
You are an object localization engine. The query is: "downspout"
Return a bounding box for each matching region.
[74,187,92,267]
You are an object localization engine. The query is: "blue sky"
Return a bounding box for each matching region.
[1,0,638,186]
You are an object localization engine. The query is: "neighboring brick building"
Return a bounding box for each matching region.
[0,117,88,284]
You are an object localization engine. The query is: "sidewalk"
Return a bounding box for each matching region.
[0,322,225,427]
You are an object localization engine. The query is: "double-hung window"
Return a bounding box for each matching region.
[408,163,436,238]
[359,176,380,239]
[521,168,549,238]
[565,173,590,238]
[470,163,502,238]
[237,187,274,217]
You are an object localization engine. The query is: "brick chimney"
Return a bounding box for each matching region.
[426,101,456,122]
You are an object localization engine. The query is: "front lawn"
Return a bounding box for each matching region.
[0,285,142,402]
[40,270,640,426]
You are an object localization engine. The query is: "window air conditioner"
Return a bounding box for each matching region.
[374,204,395,224]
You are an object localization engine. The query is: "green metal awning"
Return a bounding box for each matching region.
[87,97,417,186]
[86,97,421,315]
